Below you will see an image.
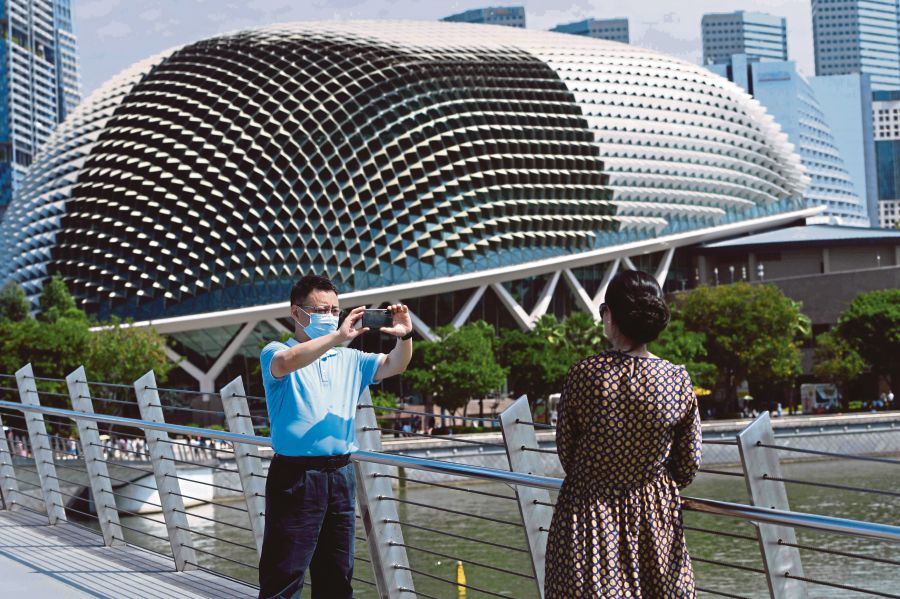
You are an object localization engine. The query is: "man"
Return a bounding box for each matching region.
[258,274,413,598]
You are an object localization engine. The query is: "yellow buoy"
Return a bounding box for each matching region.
[456,560,467,596]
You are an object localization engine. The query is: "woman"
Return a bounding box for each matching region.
[545,270,702,598]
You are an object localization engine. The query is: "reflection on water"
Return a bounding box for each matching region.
[96,458,900,598]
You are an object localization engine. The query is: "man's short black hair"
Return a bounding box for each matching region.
[290,275,338,306]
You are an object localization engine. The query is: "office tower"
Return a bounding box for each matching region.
[872,90,900,226]
[551,18,630,43]
[441,6,525,28]
[709,55,871,226]
[53,0,79,121]
[811,75,879,225]
[812,0,900,91]
[0,0,82,214]
[702,11,788,65]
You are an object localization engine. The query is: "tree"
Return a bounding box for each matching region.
[0,279,172,425]
[813,329,866,407]
[836,289,900,387]
[0,282,30,322]
[38,275,77,322]
[649,308,717,389]
[84,317,173,407]
[679,282,807,415]
[498,320,571,405]
[405,321,507,424]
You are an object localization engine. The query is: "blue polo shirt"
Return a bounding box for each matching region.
[260,338,384,456]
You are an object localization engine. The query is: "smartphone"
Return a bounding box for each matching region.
[362,308,393,330]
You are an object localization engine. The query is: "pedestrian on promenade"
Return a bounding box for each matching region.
[258,274,413,599]
[545,270,703,598]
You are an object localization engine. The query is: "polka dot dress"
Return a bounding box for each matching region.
[545,350,702,599]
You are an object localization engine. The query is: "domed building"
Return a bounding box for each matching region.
[0,22,813,388]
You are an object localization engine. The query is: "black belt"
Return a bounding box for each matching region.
[273,453,351,470]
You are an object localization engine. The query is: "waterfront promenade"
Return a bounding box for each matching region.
[0,509,255,598]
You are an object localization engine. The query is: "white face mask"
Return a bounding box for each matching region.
[296,308,338,339]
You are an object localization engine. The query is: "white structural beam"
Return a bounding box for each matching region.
[490,282,532,331]
[654,247,676,287]
[207,320,257,383]
[529,272,560,322]
[594,258,620,308]
[562,269,597,319]
[621,255,638,271]
[100,207,824,336]
[452,285,487,329]
[404,306,438,342]
[165,346,205,382]
[266,318,291,334]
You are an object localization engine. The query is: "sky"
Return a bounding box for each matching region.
[74,0,817,96]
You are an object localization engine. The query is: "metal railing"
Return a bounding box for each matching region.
[1,364,899,599]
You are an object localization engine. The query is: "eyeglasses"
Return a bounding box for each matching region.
[297,304,344,318]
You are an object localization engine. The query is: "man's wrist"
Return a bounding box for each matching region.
[399,331,413,341]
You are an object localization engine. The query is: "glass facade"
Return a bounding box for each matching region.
[873,89,900,225]
[812,0,900,91]
[0,0,81,215]
[441,6,525,28]
[702,11,788,65]
[551,18,630,44]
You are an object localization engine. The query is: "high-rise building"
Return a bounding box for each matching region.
[701,11,787,65]
[810,74,879,225]
[812,0,900,91]
[709,55,871,226]
[551,18,629,43]
[53,0,80,121]
[872,89,900,226]
[441,6,525,28]
[0,0,81,215]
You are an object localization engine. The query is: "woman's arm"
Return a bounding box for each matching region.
[555,365,579,474]
[669,370,702,488]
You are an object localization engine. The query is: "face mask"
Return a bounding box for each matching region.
[296,309,339,339]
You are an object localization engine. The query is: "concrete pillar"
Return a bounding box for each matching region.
[748,252,758,282]
[822,248,831,274]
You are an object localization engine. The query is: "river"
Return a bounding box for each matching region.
[96,457,899,598]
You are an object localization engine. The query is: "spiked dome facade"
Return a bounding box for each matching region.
[0,21,809,322]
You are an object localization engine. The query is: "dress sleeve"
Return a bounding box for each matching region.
[555,364,580,474]
[668,368,702,488]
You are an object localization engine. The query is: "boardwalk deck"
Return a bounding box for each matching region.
[0,509,256,598]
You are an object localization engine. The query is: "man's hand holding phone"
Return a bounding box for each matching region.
[381,304,412,339]
[338,306,369,343]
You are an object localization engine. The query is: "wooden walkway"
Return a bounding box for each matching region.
[0,509,256,598]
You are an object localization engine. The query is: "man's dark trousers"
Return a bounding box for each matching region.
[258,454,356,599]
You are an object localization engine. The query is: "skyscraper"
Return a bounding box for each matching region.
[551,18,630,43]
[701,11,788,65]
[0,0,81,214]
[709,55,871,226]
[812,0,900,91]
[441,6,525,28]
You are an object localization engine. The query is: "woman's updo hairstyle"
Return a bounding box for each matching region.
[604,270,670,345]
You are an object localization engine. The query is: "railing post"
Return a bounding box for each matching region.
[15,364,67,524]
[66,366,125,546]
[499,395,551,599]
[220,376,266,557]
[134,370,197,571]
[737,412,808,599]
[0,410,20,510]
[354,388,415,598]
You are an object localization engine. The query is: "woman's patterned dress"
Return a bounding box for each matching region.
[545,350,703,598]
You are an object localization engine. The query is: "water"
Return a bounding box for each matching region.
[97,458,899,598]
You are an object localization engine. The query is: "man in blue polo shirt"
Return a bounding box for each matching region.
[258,274,412,599]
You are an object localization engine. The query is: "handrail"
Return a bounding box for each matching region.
[2,400,899,545]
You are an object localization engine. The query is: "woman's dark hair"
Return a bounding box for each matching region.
[604,270,670,345]
[290,274,337,305]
